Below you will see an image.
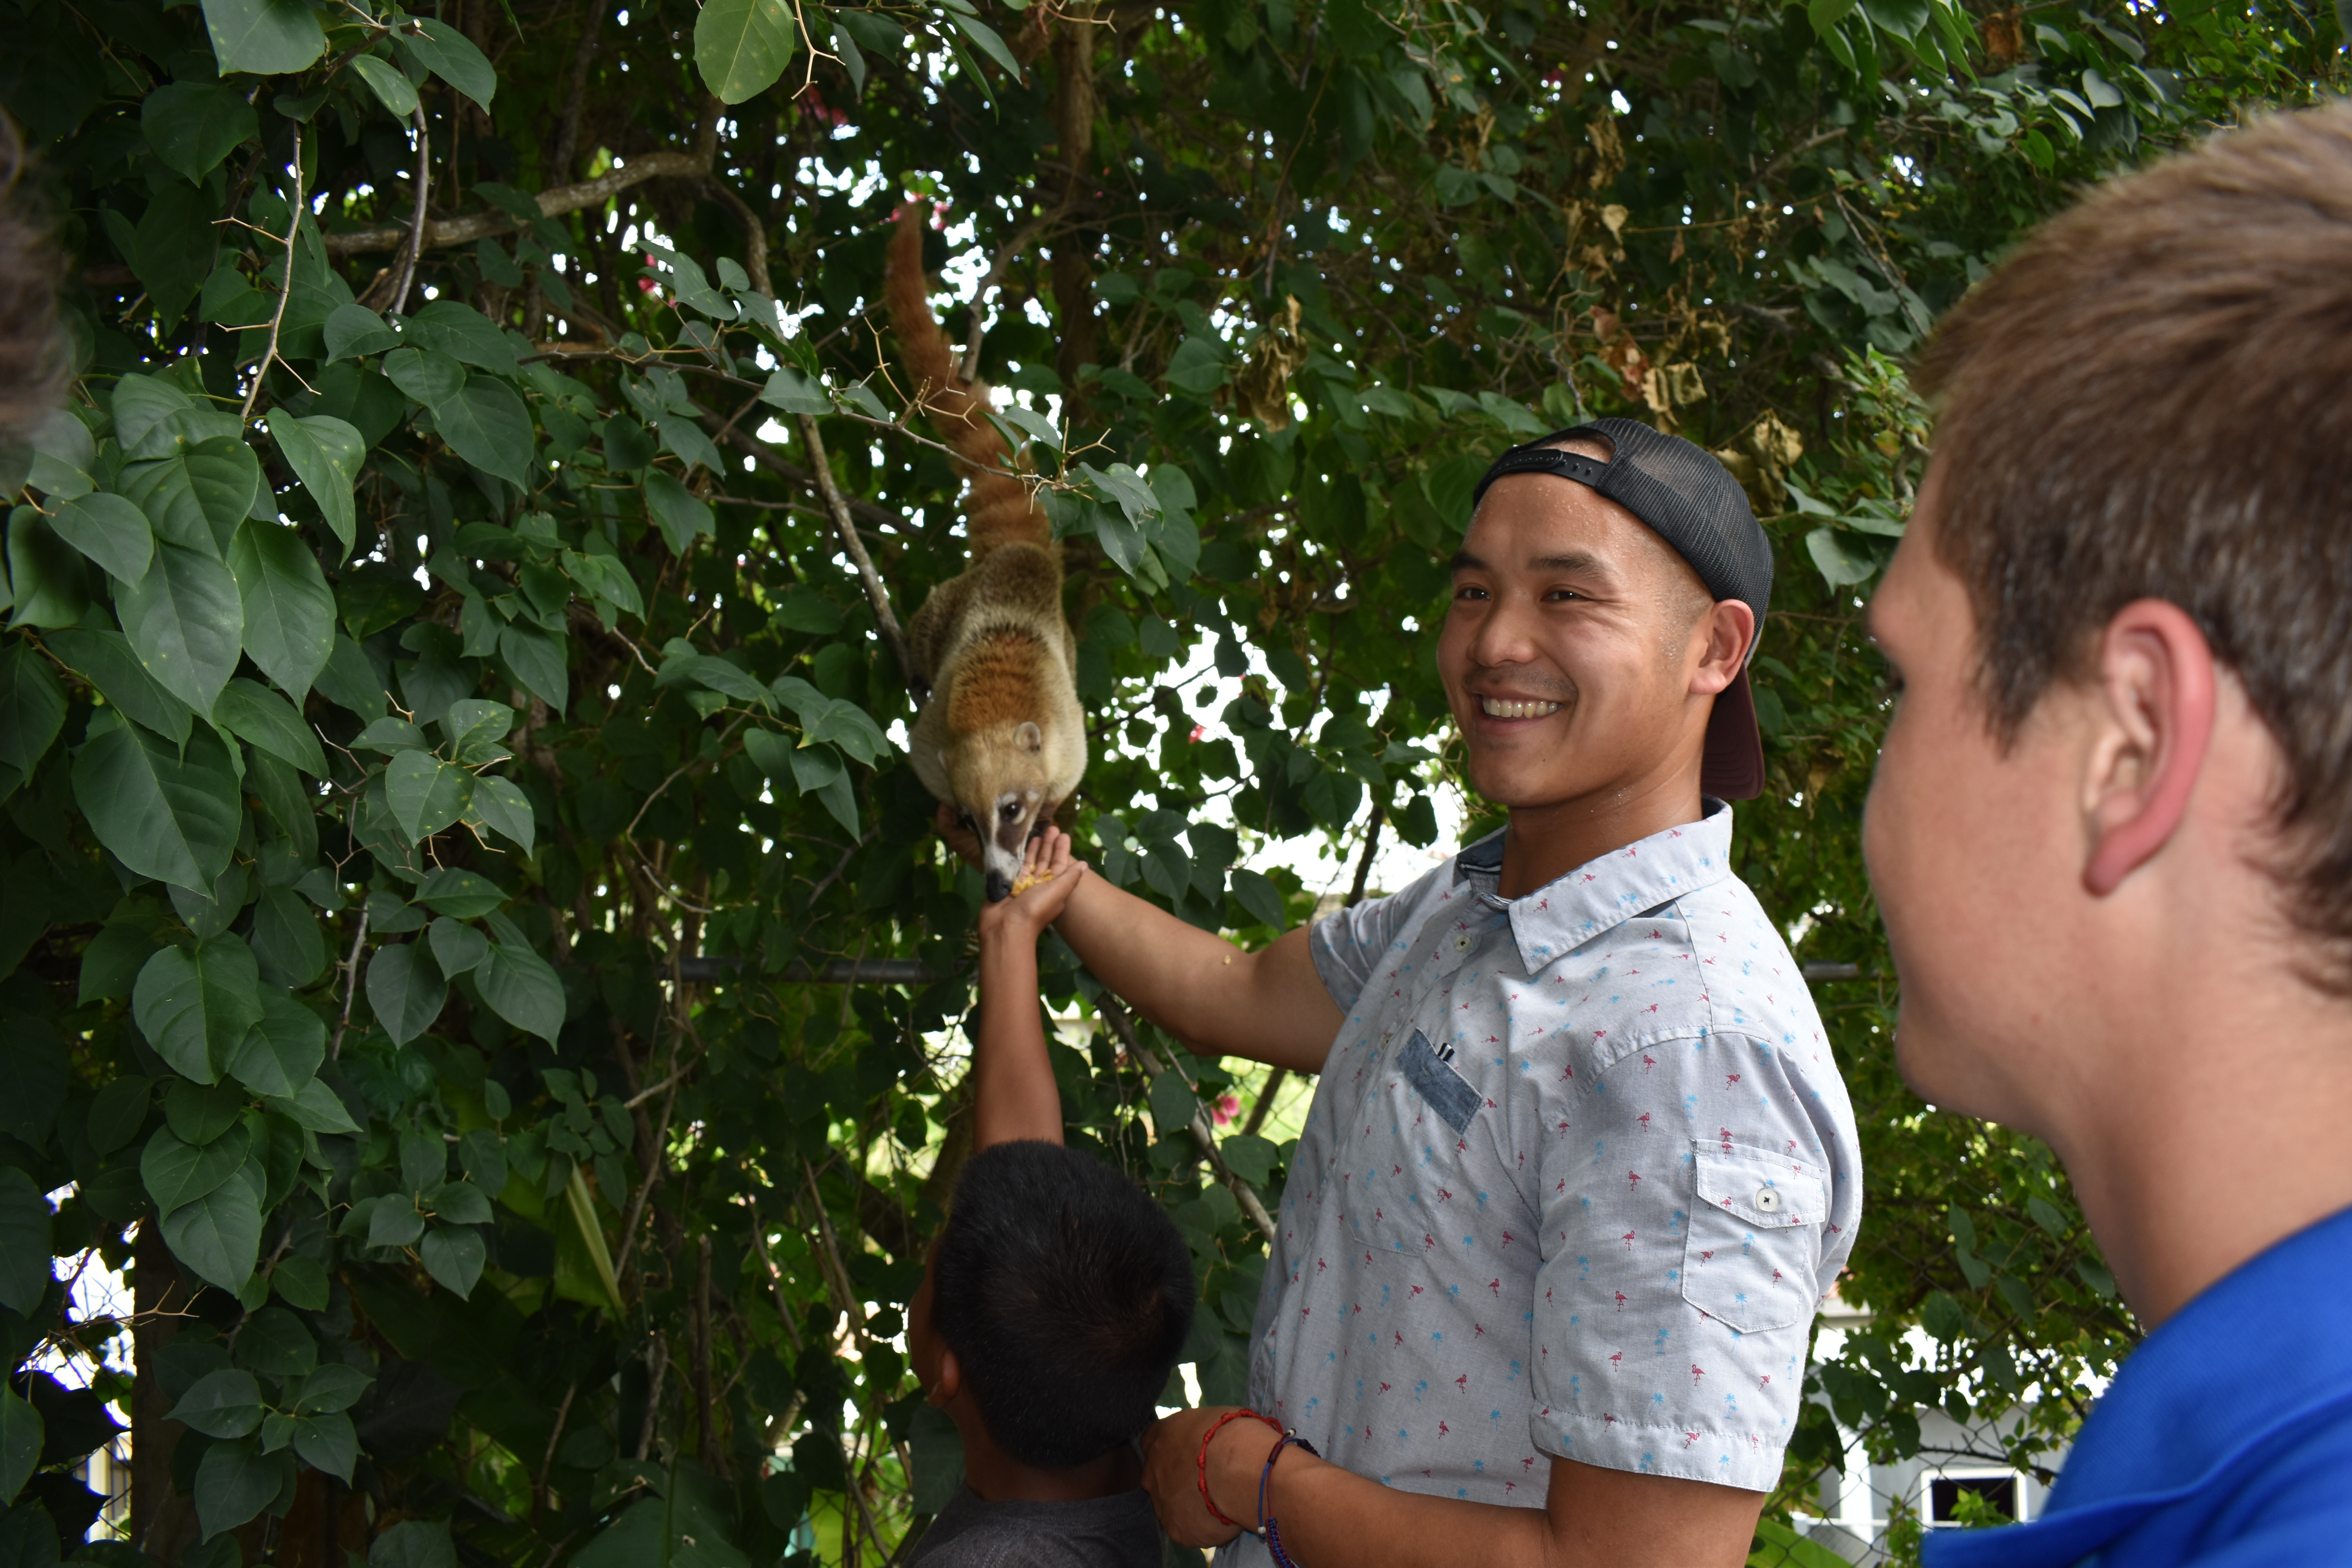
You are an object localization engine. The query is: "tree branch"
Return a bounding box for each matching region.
[1096,993,1278,1244]
[795,412,919,694]
[326,149,707,256]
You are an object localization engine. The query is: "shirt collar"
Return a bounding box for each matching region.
[1450,798,1737,974]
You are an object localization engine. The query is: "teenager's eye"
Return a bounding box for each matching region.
[1453,584,1489,602]
[1543,588,1583,602]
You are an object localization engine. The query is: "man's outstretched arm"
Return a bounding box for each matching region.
[943,806,1342,1073]
[1146,1413,1763,1568]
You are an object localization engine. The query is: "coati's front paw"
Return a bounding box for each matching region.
[935,802,982,868]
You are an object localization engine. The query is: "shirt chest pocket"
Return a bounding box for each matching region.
[1680,1142,1826,1333]
[1352,1031,1480,1263]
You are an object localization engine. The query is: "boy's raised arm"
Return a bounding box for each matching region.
[942,808,1342,1074]
[969,830,1087,1149]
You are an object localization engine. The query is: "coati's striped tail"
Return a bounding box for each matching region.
[885,203,1049,556]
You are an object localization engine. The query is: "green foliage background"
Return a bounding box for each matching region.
[0,0,2341,1563]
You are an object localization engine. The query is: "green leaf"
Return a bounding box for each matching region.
[434,375,534,486]
[73,717,240,891]
[368,1193,425,1248]
[292,1363,372,1416]
[87,1076,152,1154]
[0,1168,52,1315]
[24,407,96,499]
[192,1434,292,1541]
[0,1384,41,1506]
[1228,867,1287,929]
[693,0,797,103]
[214,676,327,775]
[399,17,497,111]
[121,438,264,557]
[1805,526,1880,588]
[201,0,328,75]
[421,1224,486,1297]
[142,80,260,184]
[134,940,265,1083]
[348,52,420,119]
[946,8,1024,82]
[268,415,365,559]
[466,773,535,854]
[266,1079,361,1135]
[366,941,447,1045]
[291,1410,358,1481]
[498,621,568,712]
[1218,1132,1277,1185]
[0,640,67,775]
[386,750,474,842]
[224,989,326,1096]
[759,367,830,416]
[167,1368,265,1440]
[324,303,403,364]
[1808,0,1860,38]
[643,470,713,553]
[404,300,520,374]
[117,542,245,717]
[7,506,90,627]
[50,492,155,583]
[271,1253,330,1311]
[476,940,565,1041]
[384,346,467,408]
[418,867,504,917]
[370,1519,457,1568]
[428,915,489,975]
[51,627,194,744]
[162,1168,263,1292]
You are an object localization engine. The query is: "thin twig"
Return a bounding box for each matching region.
[1096,994,1277,1243]
[532,1382,577,1524]
[328,907,370,1060]
[795,412,918,691]
[240,125,306,425]
[388,107,431,315]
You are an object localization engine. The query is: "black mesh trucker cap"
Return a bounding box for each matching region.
[1471,418,1774,800]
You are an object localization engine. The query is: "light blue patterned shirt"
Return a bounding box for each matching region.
[1229,802,1860,1548]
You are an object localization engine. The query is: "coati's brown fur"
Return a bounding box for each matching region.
[889,203,1086,900]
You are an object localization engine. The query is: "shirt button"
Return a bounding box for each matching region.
[1754,1187,1783,1214]
[1452,933,1474,953]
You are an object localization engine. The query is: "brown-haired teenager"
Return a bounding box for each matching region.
[1866,102,2352,1568]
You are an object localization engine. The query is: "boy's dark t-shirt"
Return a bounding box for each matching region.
[903,1487,1161,1568]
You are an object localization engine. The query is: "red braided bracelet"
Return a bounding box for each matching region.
[1196,1408,1281,1528]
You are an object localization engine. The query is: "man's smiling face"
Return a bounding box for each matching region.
[1438,443,1740,815]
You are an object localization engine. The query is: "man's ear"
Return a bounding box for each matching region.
[2082,599,2218,897]
[1690,599,1757,697]
[926,1346,962,1409]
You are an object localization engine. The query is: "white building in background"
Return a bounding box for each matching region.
[1792,1290,2071,1564]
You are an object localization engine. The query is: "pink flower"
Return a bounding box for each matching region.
[1213,1094,1241,1126]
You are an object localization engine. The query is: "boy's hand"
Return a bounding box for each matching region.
[977,828,1087,944]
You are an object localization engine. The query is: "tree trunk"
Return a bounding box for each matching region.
[1050,5,1099,397]
[131,1228,196,1564]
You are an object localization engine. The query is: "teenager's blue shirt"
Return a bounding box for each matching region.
[1926,1204,2352,1568]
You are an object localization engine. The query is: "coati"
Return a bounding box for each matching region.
[887,203,1086,902]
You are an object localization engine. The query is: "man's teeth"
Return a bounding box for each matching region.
[1480,697,1562,719]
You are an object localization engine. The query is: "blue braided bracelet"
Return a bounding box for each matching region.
[1256,1431,1319,1568]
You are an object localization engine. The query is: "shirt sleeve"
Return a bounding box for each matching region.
[1525,1029,1837,1492]
[1307,882,1419,1013]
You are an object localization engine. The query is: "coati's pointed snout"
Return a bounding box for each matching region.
[985,870,1013,902]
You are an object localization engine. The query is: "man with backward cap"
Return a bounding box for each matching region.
[962,417,1863,1568]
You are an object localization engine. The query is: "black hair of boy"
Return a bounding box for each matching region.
[932,1140,1195,1470]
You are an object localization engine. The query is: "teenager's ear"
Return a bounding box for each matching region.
[2082,598,2218,896]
